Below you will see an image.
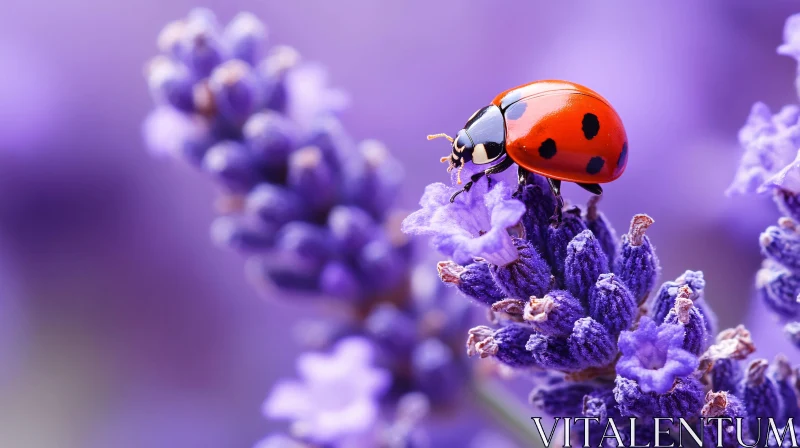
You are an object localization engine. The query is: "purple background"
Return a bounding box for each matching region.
[0,1,798,446]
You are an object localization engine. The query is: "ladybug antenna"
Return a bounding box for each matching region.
[456,164,464,184]
[427,133,454,143]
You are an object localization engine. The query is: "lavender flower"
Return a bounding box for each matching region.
[730,12,800,350]
[146,10,476,446]
[401,179,525,267]
[263,337,390,444]
[616,316,699,394]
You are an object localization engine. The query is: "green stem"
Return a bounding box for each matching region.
[470,378,546,447]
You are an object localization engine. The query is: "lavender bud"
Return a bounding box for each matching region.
[786,322,800,349]
[513,182,556,249]
[286,146,337,213]
[710,358,744,393]
[223,12,267,65]
[756,264,800,318]
[209,59,262,123]
[365,303,417,354]
[657,377,704,419]
[246,184,306,227]
[345,140,403,219]
[274,222,333,269]
[523,290,585,337]
[585,195,617,263]
[614,376,658,417]
[358,239,405,292]
[146,56,194,112]
[742,359,783,438]
[302,116,350,175]
[525,333,582,371]
[664,289,709,355]
[568,317,617,368]
[243,111,299,174]
[202,141,258,192]
[490,238,552,300]
[771,355,800,421]
[257,46,298,112]
[327,206,377,254]
[179,9,226,77]
[775,189,800,223]
[614,214,660,304]
[437,260,506,306]
[250,256,318,292]
[652,270,707,323]
[412,338,463,403]
[564,230,609,302]
[588,273,636,335]
[530,383,597,416]
[702,391,749,448]
[319,261,360,300]
[546,207,588,280]
[760,223,800,272]
[467,324,538,368]
[211,216,274,251]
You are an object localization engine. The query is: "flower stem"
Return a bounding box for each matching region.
[470,378,546,447]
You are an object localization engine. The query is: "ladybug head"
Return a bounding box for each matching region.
[450,129,473,168]
[461,105,506,165]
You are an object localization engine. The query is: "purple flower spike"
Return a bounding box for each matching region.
[564,229,609,302]
[615,214,660,304]
[401,181,525,266]
[568,317,617,368]
[757,262,800,318]
[664,287,709,355]
[585,195,618,263]
[489,238,552,300]
[523,290,585,337]
[411,338,463,403]
[617,316,699,394]
[760,221,800,271]
[588,273,636,335]
[437,260,507,306]
[263,337,390,444]
[729,101,800,195]
[467,324,538,368]
[741,359,783,439]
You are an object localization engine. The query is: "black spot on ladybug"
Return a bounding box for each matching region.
[538,138,557,159]
[586,156,605,175]
[617,142,628,169]
[582,113,600,140]
[505,101,527,120]
[500,91,522,110]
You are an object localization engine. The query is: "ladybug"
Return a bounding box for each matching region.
[429,80,628,207]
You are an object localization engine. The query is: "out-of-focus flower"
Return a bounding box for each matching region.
[732,12,800,351]
[146,9,476,446]
[263,337,390,445]
[616,316,699,394]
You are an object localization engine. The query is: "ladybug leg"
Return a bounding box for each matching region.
[547,178,564,224]
[576,183,603,195]
[517,166,530,185]
[449,157,515,202]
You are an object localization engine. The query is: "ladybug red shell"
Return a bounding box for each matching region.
[431,80,628,201]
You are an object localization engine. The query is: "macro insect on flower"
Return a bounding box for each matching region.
[428,80,628,223]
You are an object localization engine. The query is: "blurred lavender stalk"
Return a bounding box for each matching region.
[142,9,501,447]
[730,13,800,353]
